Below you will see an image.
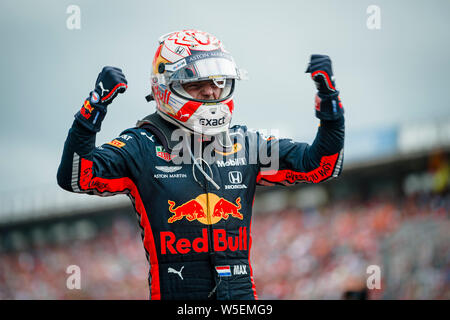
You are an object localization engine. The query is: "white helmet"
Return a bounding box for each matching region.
[147,29,247,136]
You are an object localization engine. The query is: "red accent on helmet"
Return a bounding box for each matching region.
[169,100,203,122]
[224,98,234,114]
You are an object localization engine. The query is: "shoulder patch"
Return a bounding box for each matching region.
[107,139,126,148]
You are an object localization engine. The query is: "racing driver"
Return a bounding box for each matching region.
[57,29,345,300]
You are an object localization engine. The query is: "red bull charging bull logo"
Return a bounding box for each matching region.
[167,193,243,224]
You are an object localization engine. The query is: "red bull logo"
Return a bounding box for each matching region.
[167,199,206,223]
[84,100,94,113]
[160,227,248,255]
[167,193,243,225]
[79,99,93,120]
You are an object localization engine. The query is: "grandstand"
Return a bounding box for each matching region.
[0,119,448,299]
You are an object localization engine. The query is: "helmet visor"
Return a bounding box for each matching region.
[170,78,235,103]
[165,50,240,83]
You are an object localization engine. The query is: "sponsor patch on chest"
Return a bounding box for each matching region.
[156,146,176,161]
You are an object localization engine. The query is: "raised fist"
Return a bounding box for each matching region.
[89,66,128,106]
[306,55,343,120]
[306,54,337,95]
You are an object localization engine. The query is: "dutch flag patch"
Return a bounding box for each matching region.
[215,266,232,277]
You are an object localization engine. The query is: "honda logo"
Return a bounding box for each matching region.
[228,171,242,184]
[175,46,185,55]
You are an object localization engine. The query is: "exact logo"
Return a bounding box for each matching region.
[167,193,242,224]
[199,117,225,127]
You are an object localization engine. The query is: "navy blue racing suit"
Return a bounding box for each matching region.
[57,107,344,300]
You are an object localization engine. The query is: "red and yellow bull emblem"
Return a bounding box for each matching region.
[84,100,94,113]
[80,99,94,119]
[167,193,243,224]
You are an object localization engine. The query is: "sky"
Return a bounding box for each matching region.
[0,0,449,216]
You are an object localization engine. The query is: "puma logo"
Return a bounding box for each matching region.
[99,82,110,96]
[168,266,184,280]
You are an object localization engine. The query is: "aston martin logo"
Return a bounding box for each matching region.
[155,166,182,173]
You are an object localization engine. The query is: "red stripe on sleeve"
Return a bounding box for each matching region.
[79,158,161,299]
[256,153,339,185]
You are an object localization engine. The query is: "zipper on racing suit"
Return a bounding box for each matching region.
[190,137,221,298]
[199,142,221,299]
[203,172,220,298]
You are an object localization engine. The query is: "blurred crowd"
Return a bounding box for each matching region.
[0,193,448,299]
[0,219,149,299]
[251,193,449,299]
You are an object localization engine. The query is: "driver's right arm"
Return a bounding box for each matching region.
[56,66,141,196]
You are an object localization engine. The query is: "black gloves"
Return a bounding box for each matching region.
[76,67,128,132]
[90,66,128,106]
[306,55,344,121]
